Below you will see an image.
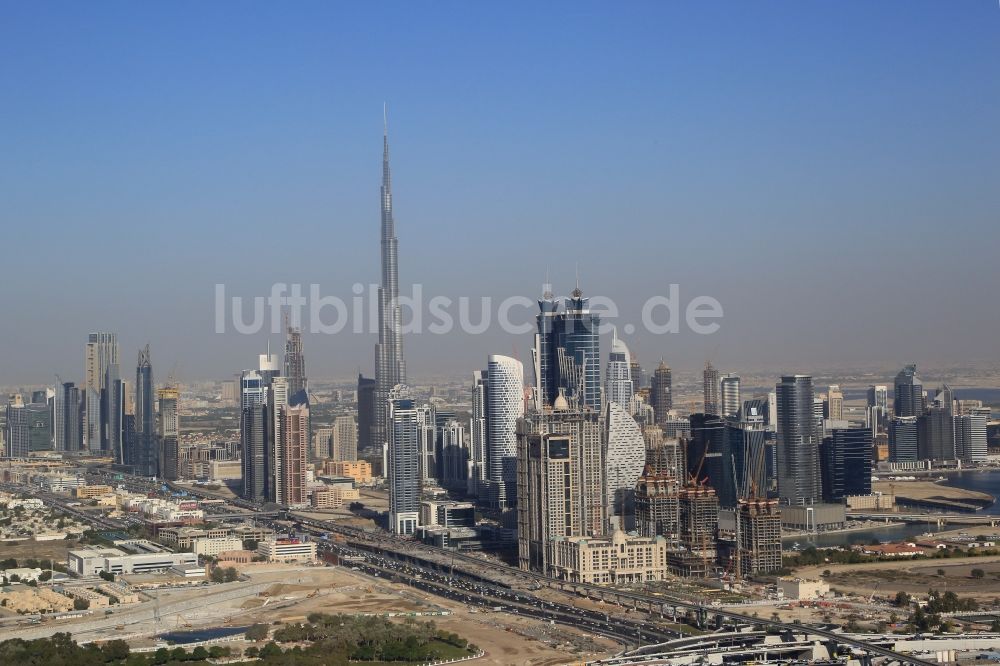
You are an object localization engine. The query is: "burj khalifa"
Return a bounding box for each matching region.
[374,108,406,452]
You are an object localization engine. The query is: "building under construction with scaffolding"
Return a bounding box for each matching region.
[668,484,720,578]
[635,466,680,542]
[636,426,685,544]
[736,497,782,577]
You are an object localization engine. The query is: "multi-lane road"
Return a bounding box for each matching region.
[287,513,937,665]
[3,470,937,664]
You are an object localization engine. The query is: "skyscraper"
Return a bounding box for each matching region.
[268,376,290,502]
[629,359,646,393]
[134,345,157,477]
[275,401,308,506]
[736,498,782,577]
[105,362,124,461]
[894,364,924,417]
[469,369,489,496]
[686,412,726,486]
[703,361,720,416]
[388,385,419,535]
[158,385,180,480]
[673,485,719,578]
[331,415,358,461]
[650,359,672,425]
[820,428,873,502]
[485,355,524,508]
[257,341,280,385]
[516,401,605,573]
[4,395,29,459]
[25,395,53,452]
[603,400,645,529]
[635,467,680,543]
[84,332,119,452]
[955,413,988,463]
[240,369,269,501]
[374,113,406,458]
[439,419,468,490]
[919,403,956,461]
[720,374,741,419]
[55,382,82,453]
[604,329,634,412]
[416,404,437,486]
[826,385,844,421]
[531,285,601,412]
[867,384,889,434]
[356,374,376,454]
[775,375,821,506]
[889,416,919,462]
[283,322,307,398]
[728,399,770,504]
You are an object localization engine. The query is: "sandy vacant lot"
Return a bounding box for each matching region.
[803,555,1000,600]
[248,568,616,665]
[0,538,79,564]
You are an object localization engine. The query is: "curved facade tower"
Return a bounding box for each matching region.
[374,111,406,454]
[604,400,645,530]
[486,354,524,508]
[776,374,821,505]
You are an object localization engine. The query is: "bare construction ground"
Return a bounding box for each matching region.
[873,480,994,511]
[0,538,81,563]
[3,564,614,664]
[797,555,1000,601]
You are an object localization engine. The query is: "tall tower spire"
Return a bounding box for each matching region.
[374,106,406,454]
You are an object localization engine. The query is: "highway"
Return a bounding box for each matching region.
[287,513,938,666]
[9,470,936,665]
[344,551,675,647]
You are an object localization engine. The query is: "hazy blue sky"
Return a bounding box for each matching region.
[2,2,999,385]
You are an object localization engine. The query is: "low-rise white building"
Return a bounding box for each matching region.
[1,567,43,582]
[67,547,198,576]
[192,537,244,557]
[256,538,317,563]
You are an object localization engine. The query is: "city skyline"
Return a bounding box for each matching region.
[3,5,1000,661]
[3,2,1000,384]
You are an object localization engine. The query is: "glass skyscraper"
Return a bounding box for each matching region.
[893,364,924,418]
[531,286,601,412]
[775,375,822,506]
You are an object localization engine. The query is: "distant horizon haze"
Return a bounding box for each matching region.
[2,2,998,385]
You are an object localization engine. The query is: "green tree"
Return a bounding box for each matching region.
[894,591,911,607]
[101,639,130,662]
[191,645,209,660]
[259,642,282,658]
[73,597,90,610]
[972,568,985,579]
[246,623,269,641]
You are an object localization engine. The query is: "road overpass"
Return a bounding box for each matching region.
[851,513,1000,527]
[292,513,938,666]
